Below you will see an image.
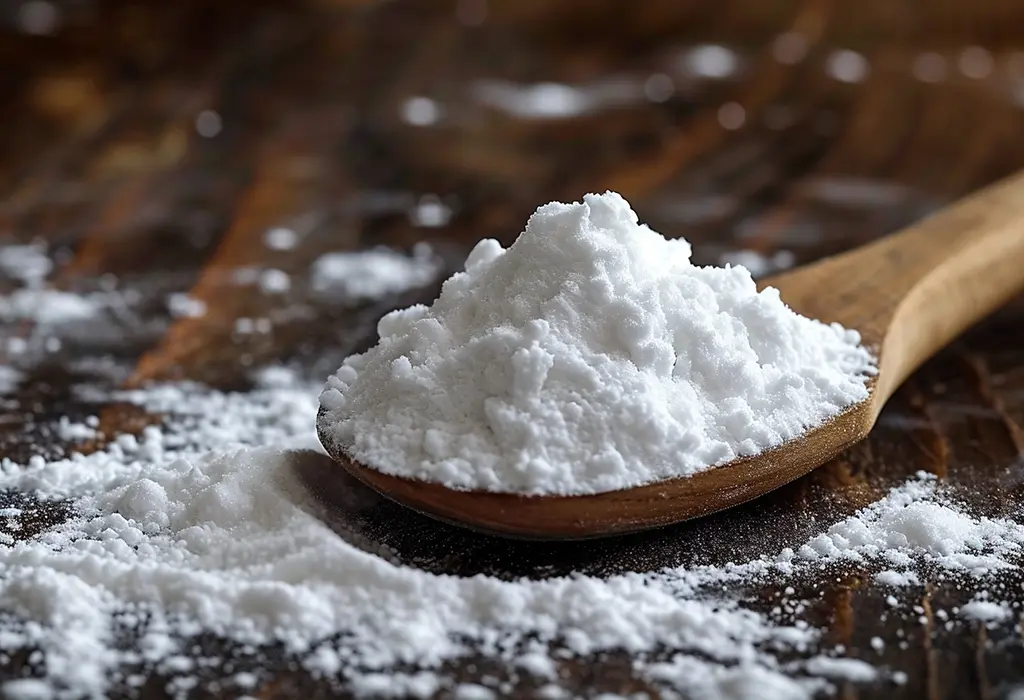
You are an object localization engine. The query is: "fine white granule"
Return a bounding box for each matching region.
[0,289,101,325]
[309,244,440,301]
[797,473,1024,574]
[803,657,878,683]
[166,293,207,319]
[959,598,1014,623]
[0,243,53,287]
[320,192,875,495]
[259,269,291,295]
[873,570,920,587]
[719,249,796,279]
[0,366,21,395]
[264,227,299,251]
[0,370,1020,699]
[0,373,822,700]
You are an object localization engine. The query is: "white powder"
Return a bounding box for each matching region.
[0,372,827,700]
[0,243,53,287]
[0,245,104,344]
[55,416,100,443]
[960,599,1014,623]
[0,366,22,395]
[719,249,796,279]
[264,227,299,251]
[0,371,1021,698]
[259,269,291,295]
[1,678,53,700]
[409,195,453,228]
[166,293,207,319]
[0,289,101,325]
[873,570,920,587]
[797,473,1024,574]
[309,244,440,302]
[320,192,874,495]
[803,656,877,683]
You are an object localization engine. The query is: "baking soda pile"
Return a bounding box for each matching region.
[320,192,875,495]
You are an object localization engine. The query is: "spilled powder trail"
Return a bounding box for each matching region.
[0,370,1020,699]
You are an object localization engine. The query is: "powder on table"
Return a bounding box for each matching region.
[0,289,101,325]
[796,473,1024,574]
[719,249,796,279]
[309,244,440,302]
[0,366,21,395]
[802,657,878,683]
[0,243,52,287]
[960,599,1014,623]
[320,191,876,495]
[166,293,207,319]
[0,371,1020,699]
[0,371,825,700]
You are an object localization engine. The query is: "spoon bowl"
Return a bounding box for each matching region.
[317,170,1024,539]
[318,400,873,538]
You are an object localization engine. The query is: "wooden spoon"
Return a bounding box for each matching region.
[317,171,1024,539]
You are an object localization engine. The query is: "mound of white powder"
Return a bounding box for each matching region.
[320,192,875,494]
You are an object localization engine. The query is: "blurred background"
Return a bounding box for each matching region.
[4,1,1024,390]
[3,0,1024,339]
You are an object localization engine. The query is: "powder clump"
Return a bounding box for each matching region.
[321,192,875,494]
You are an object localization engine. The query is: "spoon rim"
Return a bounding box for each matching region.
[315,390,877,539]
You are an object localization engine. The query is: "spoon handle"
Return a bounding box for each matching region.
[767,170,1024,402]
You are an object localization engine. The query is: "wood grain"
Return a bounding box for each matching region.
[2,0,1024,697]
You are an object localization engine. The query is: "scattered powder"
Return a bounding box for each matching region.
[682,44,740,80]
[0,372,827,700]
[309,244,440,302]
[55,416,100,443]
[873,570,920,587]
[0,678,53,700]
[166,293,207,319]
[803,657,877,683]
[796,474,1024,574]
[0,245,108,328]
[409,195,453,228]
[0,289,101,325]
[350,672,440,699]
[264,228,299,251]
[0,244,53,287]
[0,366,21,395]
[0,371,1020,698]
[320,192,875,495]
[259,269,291,295]
[232,267,262,286]
[959,598,1014,623]
[452,683,496,700]
[719,249,796,279]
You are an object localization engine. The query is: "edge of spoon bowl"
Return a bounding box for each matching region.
[316,395,876,540]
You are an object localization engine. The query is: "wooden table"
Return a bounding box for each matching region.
[2,1,1024,697]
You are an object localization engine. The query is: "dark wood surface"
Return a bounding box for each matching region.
[2,1,1024,698]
